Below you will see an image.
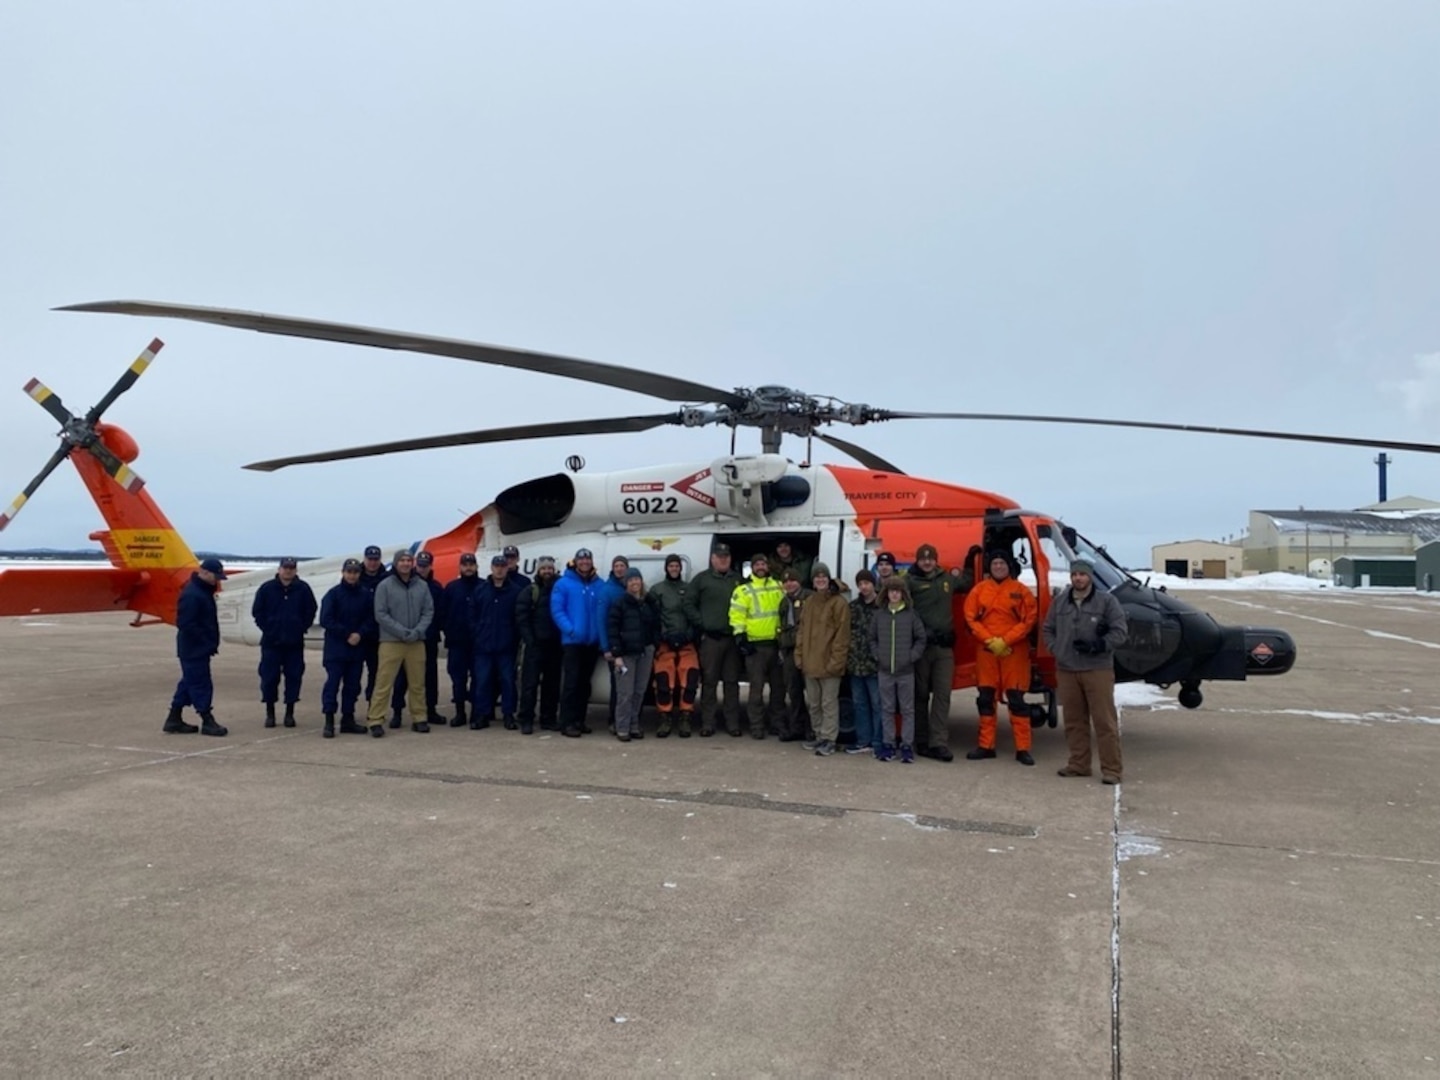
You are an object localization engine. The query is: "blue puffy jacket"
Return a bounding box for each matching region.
[251,575,318,646]
[175,573,220,660]
[550,566,604,646]
[320,579,376,662]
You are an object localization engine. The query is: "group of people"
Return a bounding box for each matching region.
[161,538,1128,783]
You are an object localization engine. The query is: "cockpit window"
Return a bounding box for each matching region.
[1044,523,1135,592]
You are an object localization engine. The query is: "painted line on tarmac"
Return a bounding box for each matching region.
[368,766,1038,837]
[1207,597,1440,650]
[1127,831,1440,868]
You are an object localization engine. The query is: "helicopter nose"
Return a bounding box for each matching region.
[1242,627,1296,676]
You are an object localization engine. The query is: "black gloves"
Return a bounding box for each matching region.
[735,633,756,657]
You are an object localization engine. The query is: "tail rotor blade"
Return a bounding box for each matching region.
[85,440,146,494]
[0,446,72,532]
[24,378,75,427]
[85,338,164,423]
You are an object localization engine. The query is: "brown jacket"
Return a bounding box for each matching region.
[795,585,851,678]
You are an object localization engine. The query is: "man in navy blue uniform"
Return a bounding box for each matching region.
[318,558,374,738]
[357,544,389,704]
[251,556,318,728]
[471,555,524,729]
[441,552,483,727]
[163,557,229,737]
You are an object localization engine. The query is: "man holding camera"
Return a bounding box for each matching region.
[1041,555,1129,784]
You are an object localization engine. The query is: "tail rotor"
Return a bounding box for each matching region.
[0,339,162,532]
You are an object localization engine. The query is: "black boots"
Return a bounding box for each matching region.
[199,712,227,737]
[323,713,336,739]
[163,707,198,734]
[388,707,402,730]
[283,703,296,728]
[339,714,365,735]
[450,704,468,728]
[966,747,997,760]
[264,702,277,729]
[427,708,447,725]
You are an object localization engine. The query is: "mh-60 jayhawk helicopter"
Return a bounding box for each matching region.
[5,300,1438,718]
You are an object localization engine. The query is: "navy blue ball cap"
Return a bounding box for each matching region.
[199,557,227,580]
[364,545,382,559]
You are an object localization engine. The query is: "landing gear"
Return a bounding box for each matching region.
[1029,689,1058,729]
[1178,681,1203,709]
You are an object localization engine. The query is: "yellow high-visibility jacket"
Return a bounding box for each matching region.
[729,575,784,641]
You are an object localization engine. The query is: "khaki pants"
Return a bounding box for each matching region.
[804,676,842,743]
[1058,667,1122,779]
[368,641,427,727]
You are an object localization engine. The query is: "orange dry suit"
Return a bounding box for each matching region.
[963,573,1039,751]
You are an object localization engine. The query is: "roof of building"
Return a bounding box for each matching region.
[1254,508,1440,542]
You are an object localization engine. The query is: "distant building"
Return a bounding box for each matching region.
[1243,497,1440,576]
[1333,555,1416,588]
[1151,540,1242,579]
[1417,539,1440,592]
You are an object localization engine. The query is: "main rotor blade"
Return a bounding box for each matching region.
[874,412,1440,456]
[0,445,72,531]
[60,301,746,409]
[815,433,906,474]
[245,413,684,472]
[85,338,164,423]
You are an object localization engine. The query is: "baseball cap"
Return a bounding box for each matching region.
[750,552,769,565]
[712,542,731,556]
[491,554,508,566]
[503,544,520,557]
[364,545,382,559]
[416,550,434,566]
[537,555,556,568]
[199,557,227,580]
[459,553,478,565]
[342,558,362,572]
[278,556,298,568]
[575,547,593,559]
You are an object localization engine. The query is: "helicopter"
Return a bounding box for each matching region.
[6,300,1440,717]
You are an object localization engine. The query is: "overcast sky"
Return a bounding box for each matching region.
[2,2,1437,567]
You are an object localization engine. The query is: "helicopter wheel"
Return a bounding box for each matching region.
[1030,690,1058,729]
[1178,681,1204,710]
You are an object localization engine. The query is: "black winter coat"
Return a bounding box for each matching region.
[606,592,660,657]
[251,575,318,647]
[517,577,560,645]
[175,573,220,660]
[320,579,377,663]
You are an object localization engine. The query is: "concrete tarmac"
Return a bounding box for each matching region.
[1,588,1437,1076]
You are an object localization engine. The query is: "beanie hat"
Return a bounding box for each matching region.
[855,568,875,585]
[624,566,644,583]
[811,562,832,578]
[664,553,683,567]
[1070,556,1096,574]
[915,543,939,561]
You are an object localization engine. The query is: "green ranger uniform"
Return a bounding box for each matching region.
[906,546,958,757]
[685,559,742,735]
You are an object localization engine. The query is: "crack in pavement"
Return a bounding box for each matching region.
[368,766,1039,837]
